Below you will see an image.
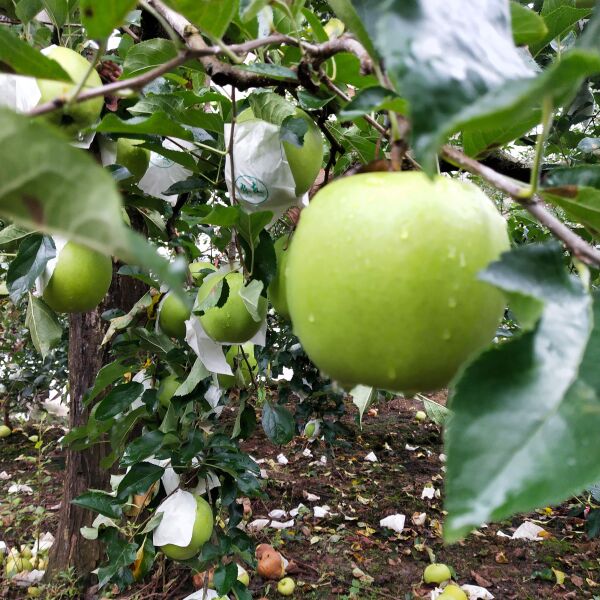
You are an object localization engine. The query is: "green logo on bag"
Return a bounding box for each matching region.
[236,175,269,205]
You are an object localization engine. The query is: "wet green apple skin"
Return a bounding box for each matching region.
[268,236,291,320]
[197,272,267,344]
[161,496,213,561]
[423,563,452,584]
[116,138,150,181]
[286,172,509,393]
[43,242,112,313]
[159,292,191,339]
[36,47,104,136]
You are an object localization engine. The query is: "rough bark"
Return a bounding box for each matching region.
[46,264,146,579]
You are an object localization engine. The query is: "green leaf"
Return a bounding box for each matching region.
[16,0,44,24]
[0,108,186,300]
[350,384,374,427]
[214,562,238,595]
[262,401,294,445]
[7,234,55,303]
[102,292,154,346]
[348,0,535,173]
[279,115,308,148]
[121,431,165,467]
[248,92,295,126]
[238,278,264,322]
[96,112,194,141]
[444,243,593,542]
[530,0,592,56]
[116,462,164,501]
[544,165,600,188]
[175,357,210,396]
[95,382,144,421]
[510,1,549,46]
[80,0,138,39]
[83,360,131,405]
[338,85,407,120]
[327,0,377,59]
[543,187,600,236]
[0,224,31,246]
[25,293,62,359]
[421,395,451,426]
[121,38,178,78]
[0,28,71,80]
[162,0,237,39]
[42,0,69,28]
[72,490,123,519]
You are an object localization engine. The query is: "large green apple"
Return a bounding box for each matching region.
[36,47,104,137]
[286,172,509,393]
[189,260,216,286]
[219,342,257,389]
[268,236,291,320]
[43,242,112,313]
[423,563,452,584]
[0,425,11,438]
[161,495,213,561]
[197,272,267,343]
[116,138,150,181]
[238,107,323,196]
[159,292,191,339]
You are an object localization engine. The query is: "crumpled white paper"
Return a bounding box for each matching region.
[11,569,45,587]
[182,589,221,600]
[137,138,196,205]
[0,73,41,112]
[31,532,54,555]
[194,471,221,495]
[247,518,294,532]
[153,489,196,548]
[461,584,495,599]
[8,484,33,495]
[508,521,546,541]
[224,119,307,222]
[380,514,406,534]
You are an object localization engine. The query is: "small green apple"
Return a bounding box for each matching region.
[157,374,181,408]
[42,242,112,313]
[277,577,296,596]
[159,292,192,339]
[116,138,150,181]
[219,343,257,390]
[20,546,32,559]
[197,272,267,344]
[27,587,42,598]
[0,425,11,438]
[161,495,214,561]
[268,236,291,320]
[36,47,104,137]
[415,411,427,422]
[286,172,509,393]
[423,563,452,584]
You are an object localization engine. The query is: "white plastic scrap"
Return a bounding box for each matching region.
[405,444,419,451]
[379,514,406,534]
[152,489,197,548]
[182,589,221,600]
[421,485,436,500]
[461,584,495,599]
[289,503,307,517]
[268,509,288,519]
[8,484,33,495]
[277,453,289,465]
[302,448,313,458]
[247,519,294,532]
[510,521,547,541]
[313,505,331,518]
[364,451,378,462]
[11,570,44,587]
[0,471,11,480]
[32,532,54,554]
[303,492,320,502]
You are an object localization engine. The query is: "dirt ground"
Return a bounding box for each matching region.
[2,394,600,599]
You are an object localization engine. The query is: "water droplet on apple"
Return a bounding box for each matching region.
[400,229,409,240]
[387,367,396,379]
[308,313,316,323]
[459,252,467,267]
[448,297,457,308]
[447,246,456,259]
[442,329,452,341]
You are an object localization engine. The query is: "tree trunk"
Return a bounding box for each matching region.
[47,266,146,578]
